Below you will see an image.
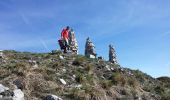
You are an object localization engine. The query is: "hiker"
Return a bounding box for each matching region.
[59,26,70,53]
[68,29,78,54]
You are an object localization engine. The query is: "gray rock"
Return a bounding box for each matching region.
[13,79,24,90]
[59,79,66,85]
[33,64,38,68]
[0,52,4,58]
[0,84,9,93]
[89,55,95,59]
[0,90,12,96]
[105,65,111,71]
[45,95,62,100]
[59,55,64,60]
[12,89,24,100]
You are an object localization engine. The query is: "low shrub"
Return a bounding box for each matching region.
[154,86,164,94]
[111,72,126,86]
[127,77,138,88]
[101,80,113,89]
[75,73,85,83]
[133,70,145,83]
[72,56,86,66]
[161,93,170,100]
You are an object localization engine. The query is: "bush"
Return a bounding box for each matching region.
[133,70,145,82]
[51,50,62,55]
[101,80,113,89]
[75,73,85,83]
[85,74,94,85]
[161,93,170,100]
[154,86,164,94]
[0,68,11,79]
[127,77,138,88]
[111,72,126,86]
[5,62,27,76]
[72,56,86,66]
[164,83,170,88]
[142,85,154,92]
[85,64,93,73]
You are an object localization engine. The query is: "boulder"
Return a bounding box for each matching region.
[0,84,9,93]
[12,89,24,100]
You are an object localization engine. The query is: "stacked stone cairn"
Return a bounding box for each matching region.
[85,37,97,58]
[68,29,78,54]
[109,44,118,64]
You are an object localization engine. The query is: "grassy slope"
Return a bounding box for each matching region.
[0,50,169,100]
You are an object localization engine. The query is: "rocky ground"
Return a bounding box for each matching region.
[0,50,170,100]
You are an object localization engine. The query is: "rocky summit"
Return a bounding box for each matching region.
[0,50,170,100]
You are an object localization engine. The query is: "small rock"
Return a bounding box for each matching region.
[62,69,66,72]
[110,67,114,71]
[119,68,124,72]
[56,73,61,76]
[71,75,76,81]
[105,65,111,71]
[0,84,9,93]
[33,64,38,68]
[12,89,24,100]
[75,84,82,89]
[59,79,66,85]
[98,56,103,60]
[0,52,4,58]
[13,79,24,90]
[32,97,39,100]
[59,55,64,60]
[73,75,76,78]
[0,90,13,97]
[89,55,95,59]
[45,95,62,100]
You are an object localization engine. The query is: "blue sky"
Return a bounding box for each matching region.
[0,0,170,77]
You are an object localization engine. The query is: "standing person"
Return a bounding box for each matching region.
[60,26,70,53]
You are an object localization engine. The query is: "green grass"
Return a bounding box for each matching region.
[110,72,126,86]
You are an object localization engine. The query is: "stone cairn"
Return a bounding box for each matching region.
[109,44,118,64]
[85,37,97,58]
[68,29,78,54]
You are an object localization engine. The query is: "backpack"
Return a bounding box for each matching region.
[58,39,65,50]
